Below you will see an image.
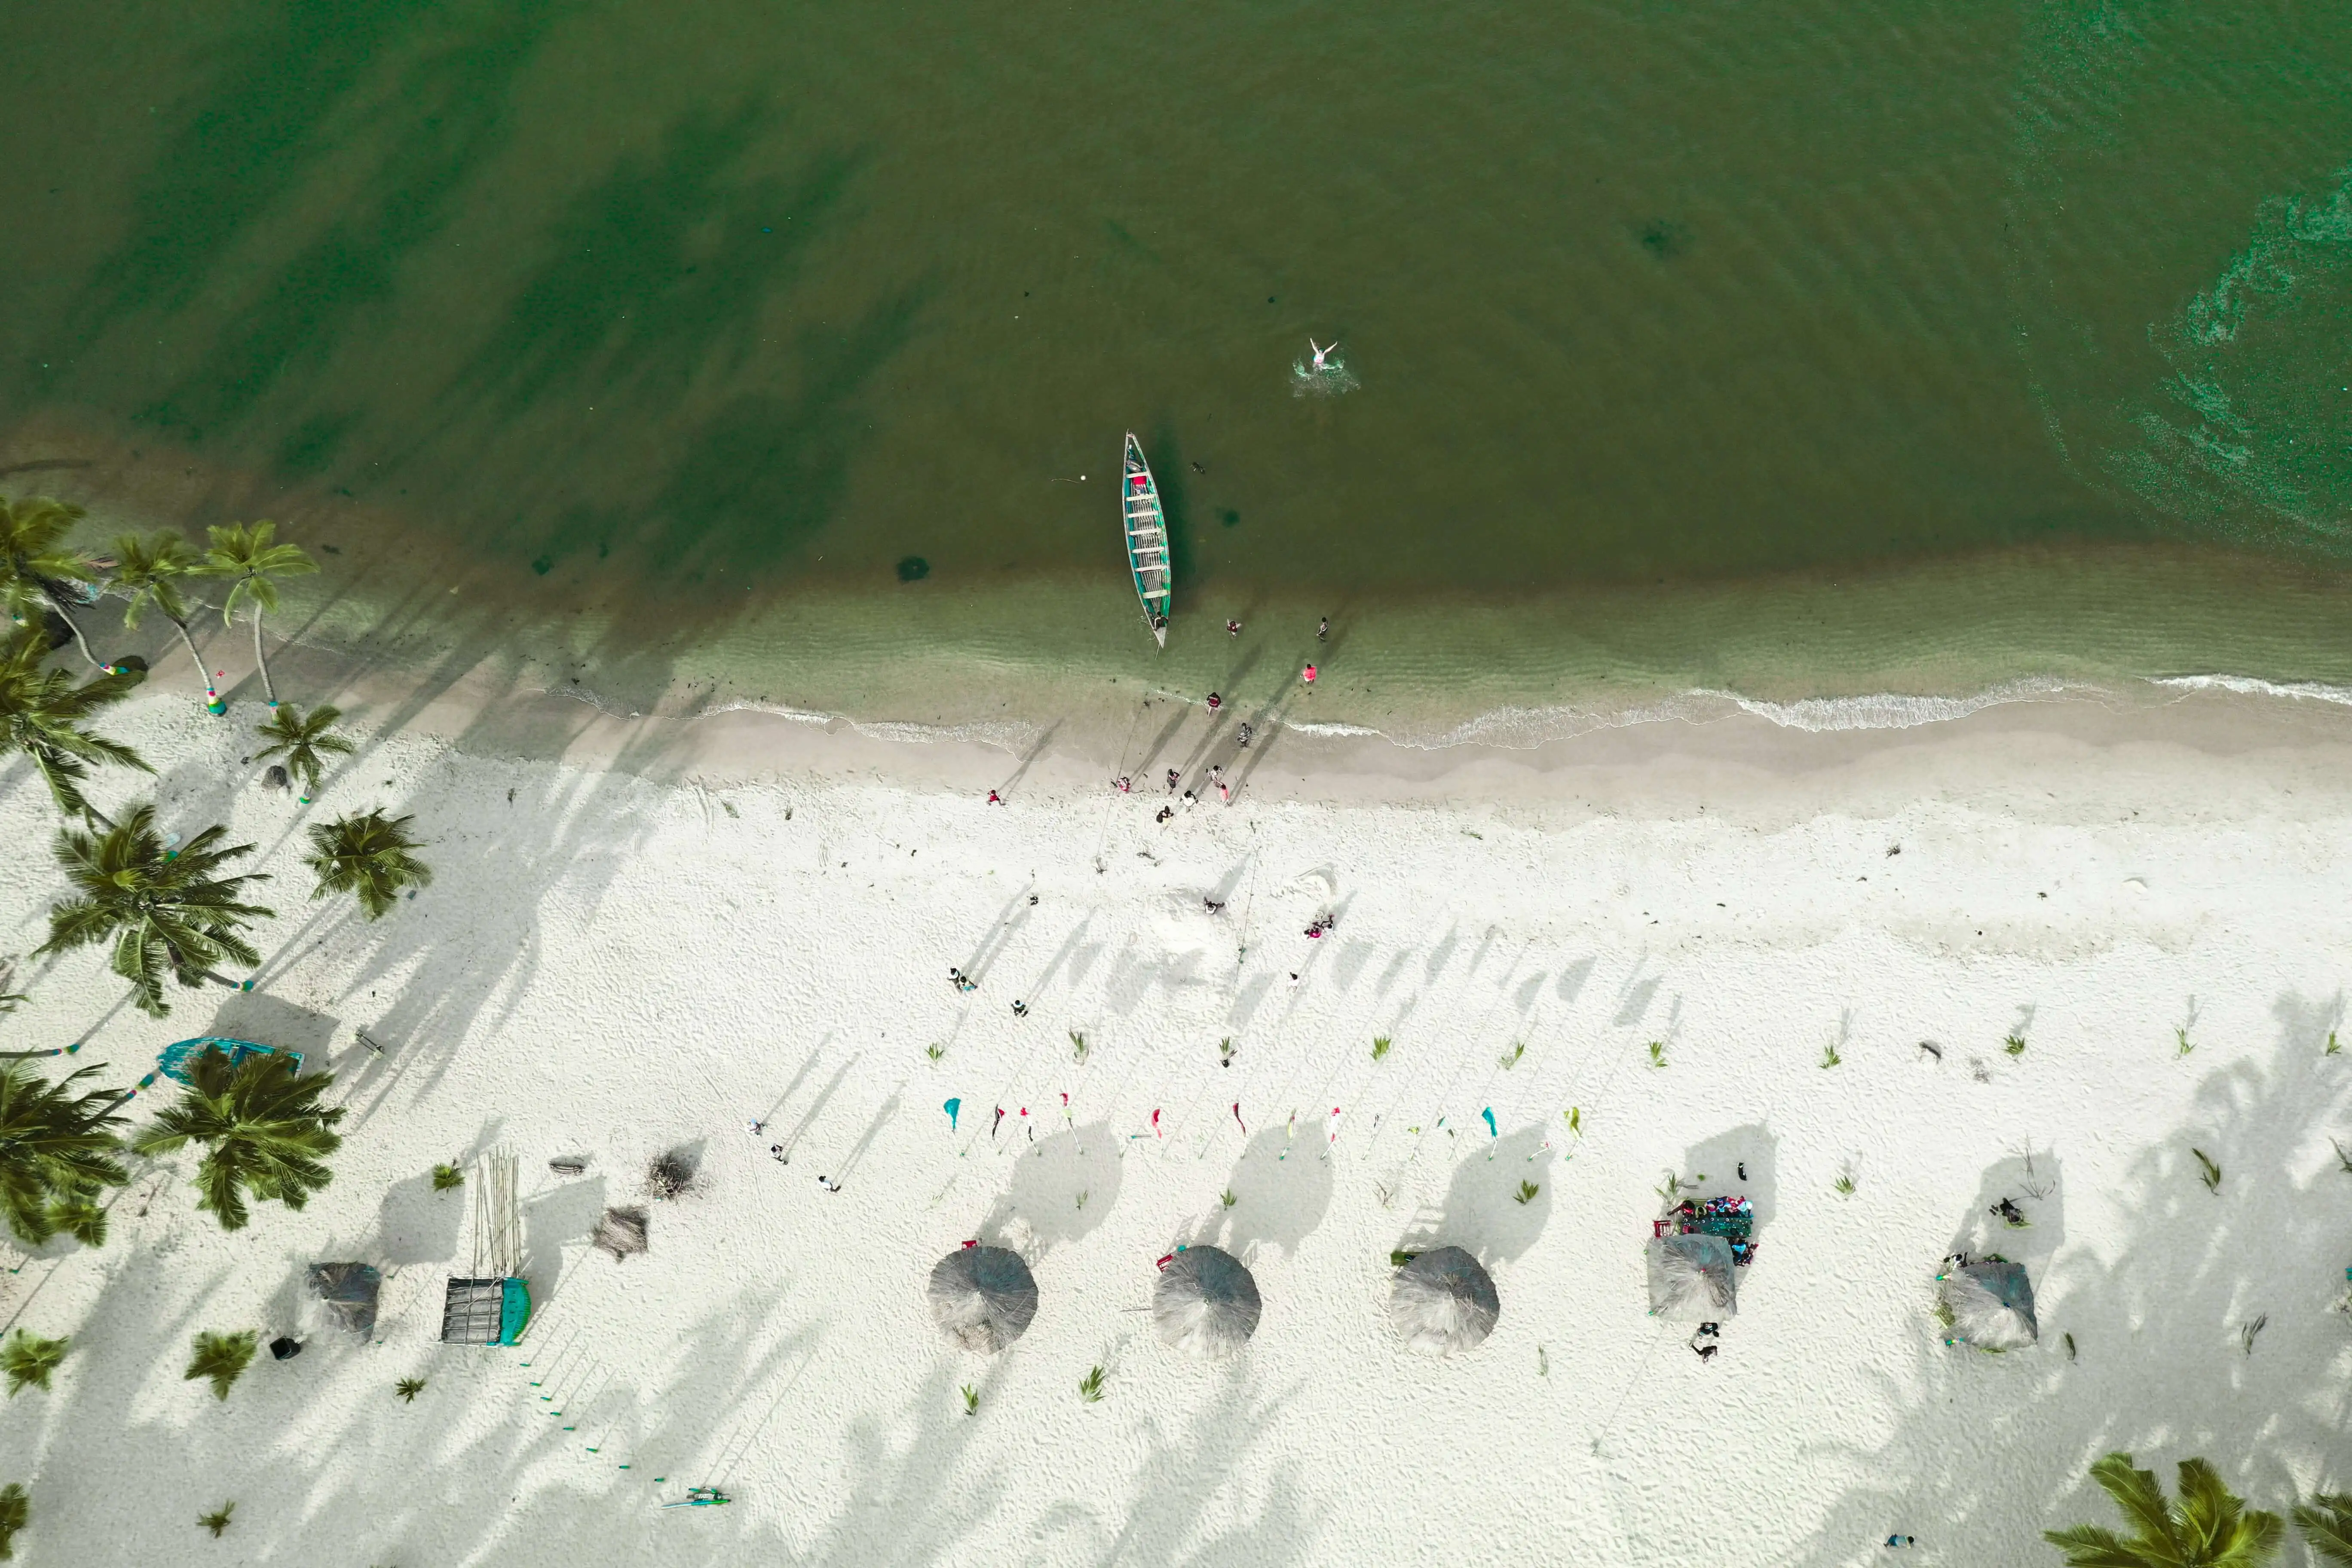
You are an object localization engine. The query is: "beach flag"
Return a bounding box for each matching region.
[943,1098,961,1131]
[992,1106,1006,1139]
[1232,1102,1246,1133]
[1481,1107,1497,1138]
[1151,1109,1162,1137]
[1329,1107,1341,1144]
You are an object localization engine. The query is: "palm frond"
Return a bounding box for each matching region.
[2293,1495,2352,1565]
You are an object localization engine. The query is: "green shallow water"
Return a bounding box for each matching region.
[3,0,2351,726]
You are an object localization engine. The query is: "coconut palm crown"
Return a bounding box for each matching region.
[110,530,224,714]
[133,1047,343,1232]
[2045,1453,2283,1568]
[0,1063,130,1247]
[253,703,352,802]
[306,808,431,919]
[0,623,150,821]
[0,493,105,671]
[2296,1495,2352,1566]
[39,805,273,1017]
[191,521,313,706]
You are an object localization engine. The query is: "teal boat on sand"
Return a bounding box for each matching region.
[1121,433,1172,646]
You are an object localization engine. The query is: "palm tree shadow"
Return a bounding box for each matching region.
[1783,1018,2352,1564]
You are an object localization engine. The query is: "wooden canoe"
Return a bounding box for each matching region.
[1121,432,1171,646]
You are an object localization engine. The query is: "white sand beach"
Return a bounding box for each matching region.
[6,661,2352,1566]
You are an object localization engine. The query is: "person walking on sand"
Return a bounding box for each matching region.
[1236,722,1253,747]
[1166,767,1181,791]
[986,789,1004,805]
[1206,691,1222,712]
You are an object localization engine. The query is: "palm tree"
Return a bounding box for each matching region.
[253,702,352,803]
[0,1063,128,1246]
[1,1332,68,1396]
[0,623,150,822]
[110,530,224,715]
[39,806,273,1017]
[2295,1495,2352,1565]
[2046,1453,2283,1567]
[191,521,312,707]
[306,809,432,919]
[0,493,106,672]
[132,1046,343,1231]
[0,1481,24,1561]
[181,1329,257,1399]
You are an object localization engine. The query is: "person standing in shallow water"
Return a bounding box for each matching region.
[1317,616,1328,641]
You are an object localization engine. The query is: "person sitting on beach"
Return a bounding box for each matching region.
[1156,805,1174,824]
[1204,897,1225,914]
[1114,775,1132,793]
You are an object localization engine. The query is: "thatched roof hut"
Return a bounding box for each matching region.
[928,1244,1038,1354]
[1938,1259,2037,1351]
[1152,1245,1262,1359]
[1646,1233,1739,1320]
[306,1262,381,1336]
[1389,1246,1499,1356]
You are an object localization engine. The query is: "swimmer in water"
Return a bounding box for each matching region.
[1309,338,1338,371]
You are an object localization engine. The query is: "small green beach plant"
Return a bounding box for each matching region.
[925,1043,945,1064]
[184,1331,257,1401]
[1077,1365,1105,1404]
[2176,1025,2194,1057]
[2044,1452,2280,1568]
[2193,1148,2222,1194]
[1370,1035,1391,1062]
[1513,1180,1540,1205]
[2,1333,67,1396]
[1820,1041,1842,1069]
[196,1501,235,1538]
[1646,1040,1666,1069]
[1498,1041,1525,1069]
[960,1383,979,1415]
[430,1162,464,1192]
[2003,1033,2027,1057]
[1220,1188,1236,1208]
[1564,1106,1581,1136]
[0,1481,25,1561]
[394,1376,426,1403]
[1833,1174,1856,1197]
[2328,1032,2343,1057]
[1069,1030,1088,1064]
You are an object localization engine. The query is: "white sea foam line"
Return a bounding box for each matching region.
[2150,674,2352,707]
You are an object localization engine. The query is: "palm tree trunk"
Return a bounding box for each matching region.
[170,612,222,710]
[251,608,277,706]
[40,586,105,672]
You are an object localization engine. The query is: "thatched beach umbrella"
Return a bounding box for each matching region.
[1646,1233,1739,1320]
[1938,1259,2037,1351]
[1153,1245,1262,1359]
[1389,1246,1499,1356]
[928,1244,1038,1354]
